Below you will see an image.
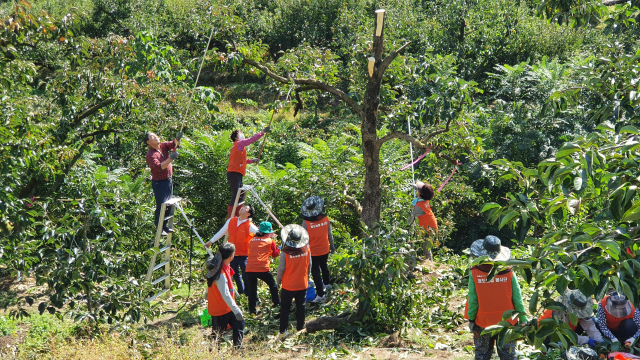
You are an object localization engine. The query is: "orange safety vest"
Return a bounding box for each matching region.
[538,309,577,330]
[228,217,254,256]
[600,296,636,332]
[465,267,517,328]
[282,248,311,291]
[227,141,248,176]
[416,201,438,231]
[305,216,331,256]
[246,236,276,272]
[208,264,235,317]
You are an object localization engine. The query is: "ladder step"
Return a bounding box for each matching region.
[159,245,171,253]
[153,260,170,271]
[163,197,182,206]
[163,214,174,221]
[151,275,169,285]
[146,288,170,302]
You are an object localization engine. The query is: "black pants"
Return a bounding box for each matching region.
[597,318,638,341]
[230,255,248,295]
[227,171,245,206]
[212,311,244,347]
[151,179,173,229]
[246,271,280,314]
[280,289,306,333]
[311,253,331,297]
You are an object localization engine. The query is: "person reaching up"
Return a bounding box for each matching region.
[300,196,335,303]
[144,131,182,235]
[226,127,270,218]
[205,204,257,296]
[206,243,244,348]
[409,181,438,259]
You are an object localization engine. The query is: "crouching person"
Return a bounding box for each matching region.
[465,236,527,360]
[538,289,603,347]
[277,224,311,338]
[597,291,640,347]
[207,243,244,348]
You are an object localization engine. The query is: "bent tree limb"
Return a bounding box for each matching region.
[241,58,364,116]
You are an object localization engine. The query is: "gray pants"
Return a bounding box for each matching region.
[472,323,516,360]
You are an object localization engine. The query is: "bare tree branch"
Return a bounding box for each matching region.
[602,0,628,5]
[81,129,131,139]
[424,117,455,143]
[377,41,411,78]
[242,58,364,116]
[70,99,116,128]
[378,131,428,149]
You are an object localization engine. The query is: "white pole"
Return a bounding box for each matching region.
[175,203,213,257]
[408,118,416,198]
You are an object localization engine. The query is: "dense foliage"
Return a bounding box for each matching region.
[1,0,640,356]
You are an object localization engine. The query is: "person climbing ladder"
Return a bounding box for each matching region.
[227,127,270,218]
[144,131,182,235]
[301,196,335,303]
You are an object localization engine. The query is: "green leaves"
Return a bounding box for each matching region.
[555,143,581,159]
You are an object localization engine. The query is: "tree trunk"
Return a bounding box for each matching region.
[360,10,386,228]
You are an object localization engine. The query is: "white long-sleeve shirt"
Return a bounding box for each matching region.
[215,271,242,316]
[209,217,259,244]
[576,318,603,344]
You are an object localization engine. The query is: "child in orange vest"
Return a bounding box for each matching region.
[206,243,244,348]
[246,221,281,315]
[226,127,270,218]
[300,196,335,303]
[465,236,527,360]
[596,291,640,347]
[276,224,312,338]
[205,204,258,295]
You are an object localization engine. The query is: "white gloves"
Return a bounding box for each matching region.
[626,337,636,346]
[612,337,619,343]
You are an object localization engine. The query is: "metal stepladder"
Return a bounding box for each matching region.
[145,197,212,302]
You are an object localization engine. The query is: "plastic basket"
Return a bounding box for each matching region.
[306,281,316,302]
[200,308,212,327]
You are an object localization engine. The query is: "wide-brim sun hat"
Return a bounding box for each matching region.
[206,251,222,279]
[606,291,634,318]
[469,235,511,261]
[565,346,598,360]
[281,224,309,249]
[301,196,324,218]
[562,289,593,319]
[258,221,274,234]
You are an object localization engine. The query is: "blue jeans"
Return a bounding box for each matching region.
[230,256,248,295]
[151,179,173,229]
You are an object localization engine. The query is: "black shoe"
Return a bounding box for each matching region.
[163,227,174,233]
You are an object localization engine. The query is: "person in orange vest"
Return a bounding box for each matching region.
[226,127,270,218]
[465,236,527,360]
[205,204,257,295]
[246,221,281,316]
[300,196,335,303]
[206,243,244,348]
[538,289,602,347]
[410,181,438,232]
[596,291,640,347]
[276,224,312,338]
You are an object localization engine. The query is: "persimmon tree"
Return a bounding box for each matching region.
[221,9,481,228]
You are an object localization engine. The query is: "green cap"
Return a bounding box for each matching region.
[258,221,274,234]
